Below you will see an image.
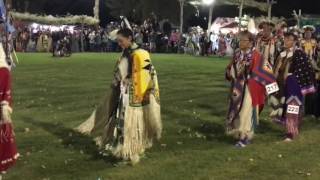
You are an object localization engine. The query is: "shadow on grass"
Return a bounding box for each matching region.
[22,116,119,165]
[162,108,234,144]
[256,119,283,136]
[300,116,320,127]
[162,102,287,145]
[194,120,234,144]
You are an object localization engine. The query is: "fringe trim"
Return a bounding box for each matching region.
[111,95,162,162]
[75,110,96,135]
[1,153,19,166]
[227,86,255,140]
[143,95,162,140]
[111,106,146,161]
[269,96,285,118]
[77,95,162,163]
[226,129,254,140]
[301,86,316,95]
[286,118,299,137]
[0,101,8,106]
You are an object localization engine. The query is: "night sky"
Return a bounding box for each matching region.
[208,0,320,18]
[20,0,320,26]
[270,0,320,17]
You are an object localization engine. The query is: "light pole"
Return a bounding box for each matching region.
[267,0,277,21]
[178,0,185,33]
[80,16,85,52]
[203,0,215,32]
[293,9,302,28]
[94,0,100,20]
[238,0,244,31]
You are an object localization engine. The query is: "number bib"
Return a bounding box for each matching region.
[287,105,300,115]
[265,82,279,95]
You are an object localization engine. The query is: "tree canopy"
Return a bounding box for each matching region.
[189,0,269,12]
[106,0,196,24]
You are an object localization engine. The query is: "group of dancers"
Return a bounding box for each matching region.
[1,19,320,179]
[226,21,319,147]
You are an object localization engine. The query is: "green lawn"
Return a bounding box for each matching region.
[5,53,320,180]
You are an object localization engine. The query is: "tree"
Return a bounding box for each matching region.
[189,0,268,29]
[178,0,185,33]
[106,0,144,22]
[13,0,46,13]
[12,0,96,16]
[93,0,100,20]
[222,0,268,12]
[189,0,268,13]
[106,0,196,25]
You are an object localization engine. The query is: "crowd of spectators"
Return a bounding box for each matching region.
[13,18,236,57]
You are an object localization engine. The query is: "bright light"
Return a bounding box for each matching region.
[29,23,75,33]
[202,0,214,5]
[189,1,201,6]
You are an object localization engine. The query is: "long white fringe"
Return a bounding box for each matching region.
[76,95,162,163]
[112,94,162,162]
[75,110,96,135]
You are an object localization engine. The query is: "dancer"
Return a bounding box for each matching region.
[256,21,276,66]
[218,34,227,57]
[270,31,315,141]
[76,27,162,164]
[226,30,277,147]
[0,41,19,176]
[300,25,320,117]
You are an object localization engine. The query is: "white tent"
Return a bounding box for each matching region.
[210,16,257,34]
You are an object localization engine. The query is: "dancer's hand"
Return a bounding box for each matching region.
[1,103,12,123]
[225,65,233,81]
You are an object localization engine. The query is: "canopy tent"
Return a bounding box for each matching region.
[11,12,99,26]
[210,16,257,34]
[209,16,288,35]
[210,17,238,34]
[300,15,320,33]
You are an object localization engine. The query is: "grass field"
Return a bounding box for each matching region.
[4,53,320,180]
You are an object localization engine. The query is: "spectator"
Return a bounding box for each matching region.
[89,31,96,52]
